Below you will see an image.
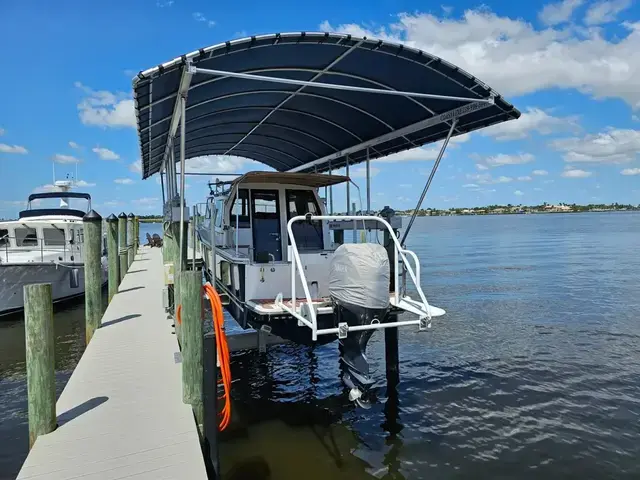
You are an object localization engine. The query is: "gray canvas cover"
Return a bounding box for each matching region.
[329,243,390,309]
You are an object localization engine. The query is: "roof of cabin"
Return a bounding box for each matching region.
[229,171,349,188]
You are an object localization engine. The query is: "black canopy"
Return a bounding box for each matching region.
[133,32,520,179]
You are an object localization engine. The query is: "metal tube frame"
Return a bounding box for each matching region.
[401,118,457,246]
[275,214,432,341]
[178,96,186,275]
[193,67,494,105]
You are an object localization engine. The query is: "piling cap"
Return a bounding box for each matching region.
[83,209,102,222]
[106,213,118,222]
[128,212,135,218]
[118,212,127,219]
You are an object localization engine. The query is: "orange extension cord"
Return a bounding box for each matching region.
[204,282,232,431]
[175,285,232,431]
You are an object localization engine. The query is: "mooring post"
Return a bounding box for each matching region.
[380,206,397,291]
[134,215,140,256]
[118,212,128,283]
[83,210,103,344]
[127,213,135,268]
[106,214,119,302]
[24,283,56,449]
[174,270,182,344]
[180,270,204,425]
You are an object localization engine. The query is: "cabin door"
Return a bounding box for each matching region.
[250,189,282,262]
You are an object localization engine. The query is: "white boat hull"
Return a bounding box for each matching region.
[0,260,108,316]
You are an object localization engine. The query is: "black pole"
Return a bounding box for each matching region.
[202,332,220,478]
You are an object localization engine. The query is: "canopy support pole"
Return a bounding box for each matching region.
[329,161,333,214]
[366,148,371,214]
[346,156,350,216]
[401,118,458,246]
[178,96,187,275]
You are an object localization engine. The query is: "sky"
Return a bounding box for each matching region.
[1,0,640,217]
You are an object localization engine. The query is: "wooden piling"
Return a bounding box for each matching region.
[180,270,203,425]
[118,213,128,282]
[83,210,103,344]
[134,215,140,255]
[127,213,135,268]
[106,214,119,302]
[24,283,56,449]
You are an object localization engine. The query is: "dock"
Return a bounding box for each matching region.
[17,246,208,479]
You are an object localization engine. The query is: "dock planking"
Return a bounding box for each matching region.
[17,246,208,480]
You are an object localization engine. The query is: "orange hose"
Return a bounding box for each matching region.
[204,283,232,431]
[176,304,182,325]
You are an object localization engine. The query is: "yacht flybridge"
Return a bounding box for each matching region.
[0,181,107,316]
[132,31,521,404]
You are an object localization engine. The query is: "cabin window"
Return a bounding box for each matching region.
[43,227,66,246]
[0,229,8,247]
[286,189,323,250]
[15,227,38,247]
[230,189,250,228]
[214,199,224,228]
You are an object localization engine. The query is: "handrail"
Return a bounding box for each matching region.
[279,214,432,341]
[0,235,81,264]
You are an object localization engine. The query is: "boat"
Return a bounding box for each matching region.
[131,32,521,405]
[0,180,108,316]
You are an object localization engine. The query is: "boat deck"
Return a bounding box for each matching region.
[17,247,208,480]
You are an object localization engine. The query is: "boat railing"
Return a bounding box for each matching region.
[276,214,433,341]
[0,235,78,264]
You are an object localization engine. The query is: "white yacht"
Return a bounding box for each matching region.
[0,180,107,316]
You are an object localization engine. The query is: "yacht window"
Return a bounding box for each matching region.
[214,199,224,228]
[43,227,66,246]
[286,190,323,250]
[15,227,38,247]
[0,229,8,247]
[230,189,250,228]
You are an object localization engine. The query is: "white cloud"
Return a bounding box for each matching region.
[399,183,412,188]
[481,107,580,141]
[156,0,174,6]
[621,168,640,175]
[193,12,215,27]
[375,146,442,163]
[53,153,80,164]
[479,153,535,168]
[551,128,640,163]
[514,190,525,196]
[75,82,136,129]
[69,141,81,149]
[129,159,142,174]
[562,168,593,178]
[538,0,584,26]
[177,154,265,174]
[321,9,640,109]
[114,178,134,185]
[134,197,160,207]
[517,176,533,181]
[534,187,544,191]
[92,147,120,161]
[0,127,5,136]
[466,173,513,184]
[0,143,27,154]
[75,180,96,187]
[532,169,549,175]
[463,183,479,188]
[633,115,639,122]
[350,166,381,178]
[584,0,631,25]
[475,163,489,171]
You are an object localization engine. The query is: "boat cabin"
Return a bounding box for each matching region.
[0,191,91,264]
[199,172,350,321]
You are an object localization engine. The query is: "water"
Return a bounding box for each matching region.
[2,215,640,479]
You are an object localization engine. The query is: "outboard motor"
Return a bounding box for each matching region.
[329,243,391,407]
